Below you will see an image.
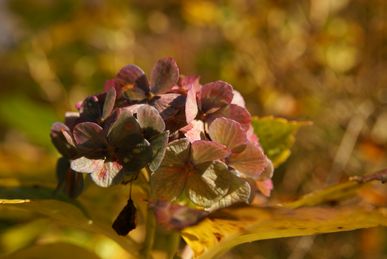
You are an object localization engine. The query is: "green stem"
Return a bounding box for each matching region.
[166,231,181,259]
[140,167,156,258]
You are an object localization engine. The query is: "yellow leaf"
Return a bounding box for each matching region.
[182,170,387,258]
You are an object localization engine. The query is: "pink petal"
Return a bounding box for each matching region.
[256,179,273,197]
[191,140,230,165]
[185,86,198,123]
[208,117,247,151]
[182,120,205,142]
[200,81,233,113]
[208,104,251,130]
[231,90,246,108]
[91,161,123,187]
[229,142,268,179]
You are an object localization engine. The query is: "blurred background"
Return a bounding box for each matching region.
[0,0,386,258]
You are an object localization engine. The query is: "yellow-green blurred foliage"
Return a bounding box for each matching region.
[0,0,386,258]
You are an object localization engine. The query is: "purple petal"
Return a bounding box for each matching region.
[191,140,229,165]
[79,95,102,121]
[64,112,80,130]
[200,81,233,113]
[185,86,198,123]
[71,157,104,174]
[90,161,123,187]
[107,108,143,148]
[208,104,251,131]
[73,122,107,154]
[50,122,77,158]
[101,87,116,121]
[116,64,149,99]
[208,117,247,151]
[151,93,184,119]
[150,57,179,94]
[136,104,165,133]
[55,157,84,199]
[228,142,268,179]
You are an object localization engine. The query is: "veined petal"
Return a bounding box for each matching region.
[229,142,268,179]
[136,104,165,133]
[208,117,247,152]
[191,140,229,165]
[150,57,179,94]
[71,157,104,174]
[209,104,251,131]
[151,166,186,201]
[161,139,190,167]
[90,161,123,187]
[200,81,233,113]
[186,161,230,208]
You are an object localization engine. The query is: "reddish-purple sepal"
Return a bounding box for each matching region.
[107,108,142,148]
[50,122,78,158]
[208,104,251,131]
[150,57,179,94]
[116,64,149,100]
[73,122,107,157]
[79,95,102,122]
[191,140,229,165]
[200,81,233,113]
[229,142,268,179]
[208,117,247,152]
[116,139,153,171]
[101,87,116,121]
[151,93,184,120]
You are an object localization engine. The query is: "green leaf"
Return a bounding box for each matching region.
[5,242,101,259]
[0,95,59,147]
[251,116,310,167]
[181,171,387,258]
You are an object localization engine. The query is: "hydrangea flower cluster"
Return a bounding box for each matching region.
[50,57,273,218]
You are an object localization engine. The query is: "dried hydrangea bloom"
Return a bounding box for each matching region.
[50,57,274,231]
